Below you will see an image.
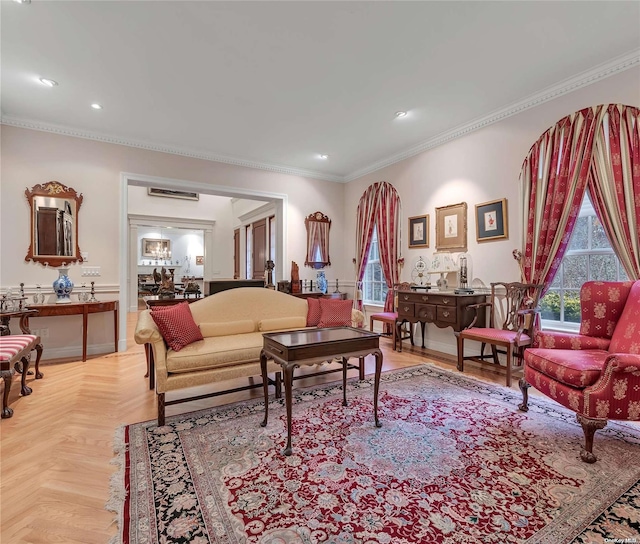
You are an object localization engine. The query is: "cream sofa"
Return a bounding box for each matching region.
[135,287,364,425]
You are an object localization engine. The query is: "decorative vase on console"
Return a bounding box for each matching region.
[316,271,328,294]
[53,267,74,304]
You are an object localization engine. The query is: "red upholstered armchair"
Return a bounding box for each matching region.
[520,280,640,463]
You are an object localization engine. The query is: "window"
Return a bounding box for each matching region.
[540,192,629,329]
[245,224,252,279]
[363,226,389,305]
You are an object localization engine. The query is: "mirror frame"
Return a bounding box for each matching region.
[25,181,84,267]
[304,211,331,269]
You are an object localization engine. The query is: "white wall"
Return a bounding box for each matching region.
[345,66,640,355]
[0,127,346,359]
[1,66,637,360]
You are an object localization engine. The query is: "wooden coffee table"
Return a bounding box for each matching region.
[260,327,382,455]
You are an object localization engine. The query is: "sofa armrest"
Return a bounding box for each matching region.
[583,352,640,420]
[535,330,611,350]
[134,310,164,345]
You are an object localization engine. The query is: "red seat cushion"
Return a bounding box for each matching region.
[151,302,203,352]
[524,348,607,388]
[370,312,397,322]
[306,298,322,327]
[460,327,531,345]
[318,299,353,328]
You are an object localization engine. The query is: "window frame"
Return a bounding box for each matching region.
[362,225,388,306]
[541,193,628,331]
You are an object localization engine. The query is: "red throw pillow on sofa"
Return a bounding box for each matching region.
[318,299,352,328]
[307,298,322,326]
[151,302,203,351]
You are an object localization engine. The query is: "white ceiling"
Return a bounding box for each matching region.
[2,1,639,182]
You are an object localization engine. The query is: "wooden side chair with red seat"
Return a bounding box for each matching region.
[369,282,413,350]
[455,282,543,387]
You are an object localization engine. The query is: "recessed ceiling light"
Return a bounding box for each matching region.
[39,78,58,87]
[14,0,31,4]
[319,154,328,159]
[91,103,103,110]
[395,111,407,118]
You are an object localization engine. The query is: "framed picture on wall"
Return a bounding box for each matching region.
[475,198,508,242]
[195,256,204,265]
[435,202,467,251]
[142,238,171,257]
[408,215,429,248]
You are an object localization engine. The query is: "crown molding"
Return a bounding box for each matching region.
[343,49,640,182]
[0,116,344,184]
[2,49,637,185]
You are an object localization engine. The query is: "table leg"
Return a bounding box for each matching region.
[259,350,269,428]
[282,362,297,456]
[82,306,88,362]
[342,357,348,406]
[113,306,119,354]
[373,348,383,428]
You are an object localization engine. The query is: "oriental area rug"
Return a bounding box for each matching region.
[109,364,640,544]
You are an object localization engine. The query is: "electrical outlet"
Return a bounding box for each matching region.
[40,328,49,339]
[31,328,40,337]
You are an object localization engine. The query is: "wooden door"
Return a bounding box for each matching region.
[251,219,267,280]
[233,229,240,279]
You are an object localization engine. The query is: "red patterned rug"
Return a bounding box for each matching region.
[109,364,640,543]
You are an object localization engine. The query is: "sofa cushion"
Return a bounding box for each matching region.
[307,298,322,326]
[200,320,255,337]
[318,299,353,328]
[166,332,265,373]
[608,281,640,354]
[579,281,633,339]
[151,302,203,352]
[524,348,608,388]
[258,316,307,332]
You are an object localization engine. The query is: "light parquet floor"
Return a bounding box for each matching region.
[1,312,525,544]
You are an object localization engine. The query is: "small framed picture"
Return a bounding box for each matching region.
[195,255,204,265]
[475,198,508,242]
[435,202,467,251]
[408,215,429,248]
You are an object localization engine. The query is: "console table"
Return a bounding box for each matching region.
[26,301,118,362]
[395,290,486,352]
[291,292,347,300]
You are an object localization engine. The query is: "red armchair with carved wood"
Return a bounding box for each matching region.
[520,280,640,463]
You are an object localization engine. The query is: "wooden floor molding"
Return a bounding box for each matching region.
[0,312,524,543]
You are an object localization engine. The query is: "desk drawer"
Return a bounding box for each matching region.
[397,302,415,318]
[437,306,457,323]
[415,304,436,321]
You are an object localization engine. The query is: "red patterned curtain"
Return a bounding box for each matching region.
[588,105,640,280]
[518,106,603,294]
[354,181,401,313]
[375,184,402,313]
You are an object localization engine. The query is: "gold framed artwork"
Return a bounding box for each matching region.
[435,202,467,251]
[476,198,508,242]
[195,256,204,265]
[141,238,171,258]
[408,215,429,248]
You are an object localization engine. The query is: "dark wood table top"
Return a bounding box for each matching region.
[143,294,202,307]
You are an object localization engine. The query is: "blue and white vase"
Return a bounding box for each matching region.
[316,271,328,294]
[53,267,74,304]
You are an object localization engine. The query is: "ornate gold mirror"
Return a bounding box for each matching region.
[25,181,83,267]
[304,211,331,269]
